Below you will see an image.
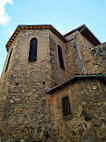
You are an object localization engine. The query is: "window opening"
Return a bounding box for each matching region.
[58,45,65,69]
[62,96,71,116]
[29,38,37,61]
[5,48,13,72]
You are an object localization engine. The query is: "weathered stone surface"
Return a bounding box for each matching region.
[0,26,105,141]
[47,79,106,142]
[0,29,52,141]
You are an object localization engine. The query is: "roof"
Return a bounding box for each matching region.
[6,24,101,51]
[64,24,101,46]
[6,25,66,51]
[46,74,106,94]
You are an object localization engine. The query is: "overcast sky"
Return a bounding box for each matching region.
[0,0,106,76]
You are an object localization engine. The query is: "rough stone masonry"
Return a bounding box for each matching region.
[0,24,106,142]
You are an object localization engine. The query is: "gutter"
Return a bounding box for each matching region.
[67,25,86,75]
[73,37,84,75]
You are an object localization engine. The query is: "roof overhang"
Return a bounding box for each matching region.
[64,24,101,46]
[6,24,101,51]
[6,25,66,51]
[46,74,106,94]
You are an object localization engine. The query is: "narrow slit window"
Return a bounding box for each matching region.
[29,38,37,61]
[58,45,65,69]
[5,48,13,72]
[62,96,71,116]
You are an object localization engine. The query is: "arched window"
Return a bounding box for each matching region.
[29,38,37,61]
[58,45,65,69]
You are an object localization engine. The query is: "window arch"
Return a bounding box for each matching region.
[58,45,65,69]
[29,38,37,61]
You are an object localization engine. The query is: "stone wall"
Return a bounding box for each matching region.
[65,32,106,75]
[73,33,106,75]
[65,40,82,77]
[49,31,68,86]
[0,27,105,141]
[47,79,106,141]
[75,32,95,74]
[0,29,53,141]
[64,31,95,75]
[89,42,106,75]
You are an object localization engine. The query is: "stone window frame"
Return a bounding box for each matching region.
[58,45,65,70]
[62,96,71,117]
[28,38,37,62]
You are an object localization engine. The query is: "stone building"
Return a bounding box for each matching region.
[0,24,106,142]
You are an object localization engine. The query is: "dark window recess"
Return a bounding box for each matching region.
[15,82,19,86]
[58,45,65,69]
[62,96,71,116]
[29,38,37,61]
[42,81,45,85]
[5,48,13,72]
